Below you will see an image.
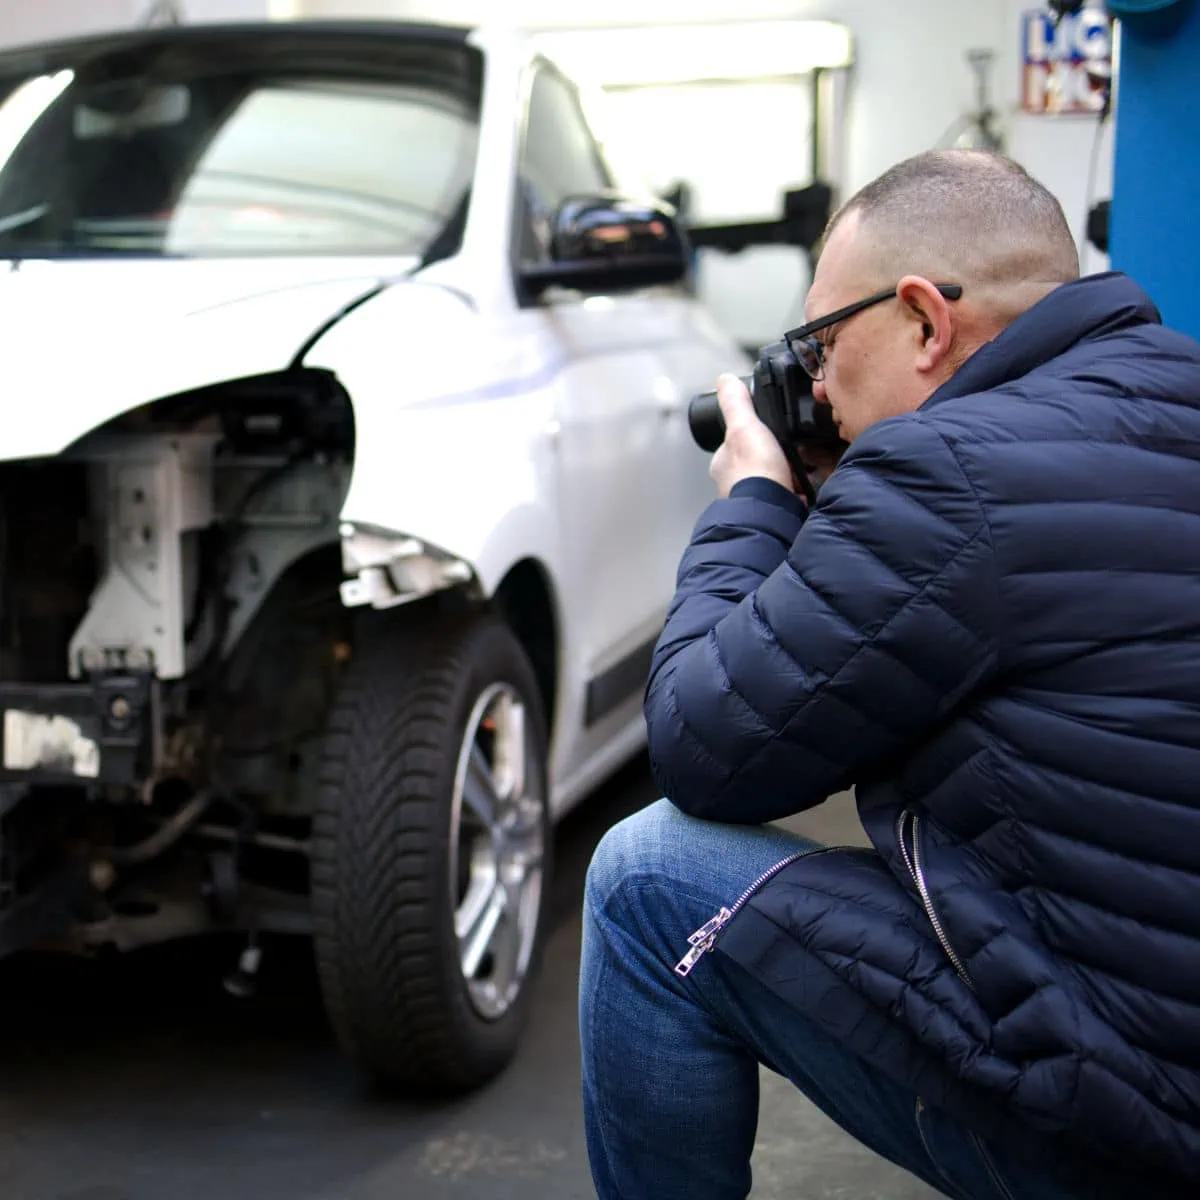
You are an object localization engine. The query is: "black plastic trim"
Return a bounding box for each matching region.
[584,633,659,728]
[0,674,151,786]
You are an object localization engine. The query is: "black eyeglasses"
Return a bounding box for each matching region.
[784,283,964,381]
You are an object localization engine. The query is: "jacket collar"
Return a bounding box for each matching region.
[923,271,1162,409]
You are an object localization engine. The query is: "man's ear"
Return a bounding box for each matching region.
[896,275,954,373]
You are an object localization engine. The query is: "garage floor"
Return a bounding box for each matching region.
[0,756,937,1200]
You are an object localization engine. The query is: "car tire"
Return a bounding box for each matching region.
[311,608,552,1095]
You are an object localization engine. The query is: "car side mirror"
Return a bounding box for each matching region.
[517,194,691,300]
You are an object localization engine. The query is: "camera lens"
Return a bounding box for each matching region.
[687,390,725,452]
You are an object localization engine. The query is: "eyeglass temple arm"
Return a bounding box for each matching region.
[784,282,964,343]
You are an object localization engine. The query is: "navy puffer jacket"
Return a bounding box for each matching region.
[646,273,1200,1186]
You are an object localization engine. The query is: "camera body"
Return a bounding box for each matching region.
[687,339,847,455]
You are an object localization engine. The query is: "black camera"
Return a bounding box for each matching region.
[687,338,847,455]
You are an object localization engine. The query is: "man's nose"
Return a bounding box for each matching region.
[812,377,829,405]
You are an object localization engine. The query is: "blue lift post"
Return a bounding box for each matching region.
[1108,0,1200,340]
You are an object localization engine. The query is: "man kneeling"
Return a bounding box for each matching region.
[579,149,1200,1199]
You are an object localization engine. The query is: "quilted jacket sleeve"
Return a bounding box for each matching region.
[645,416,1001,824]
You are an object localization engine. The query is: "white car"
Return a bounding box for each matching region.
[0,20,752,1089]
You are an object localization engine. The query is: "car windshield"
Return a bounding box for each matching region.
[0,29,482,260]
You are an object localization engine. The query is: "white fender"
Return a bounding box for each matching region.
[304,279,565,597]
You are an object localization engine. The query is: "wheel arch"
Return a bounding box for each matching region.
[488,556,560,736]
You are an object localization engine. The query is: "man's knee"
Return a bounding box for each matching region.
[584,797,689,909]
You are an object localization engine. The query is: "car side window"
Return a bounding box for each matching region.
[515,65,612,264]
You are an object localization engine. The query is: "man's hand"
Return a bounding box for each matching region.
[709,374,794,498]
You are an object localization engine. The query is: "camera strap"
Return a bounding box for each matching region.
[783,443,818,508]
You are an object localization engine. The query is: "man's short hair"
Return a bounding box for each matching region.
[827,149,1080,295]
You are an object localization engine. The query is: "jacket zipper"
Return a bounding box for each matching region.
[896,809,975,990]
[674,846,841,977]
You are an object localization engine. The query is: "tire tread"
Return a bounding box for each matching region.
[311,609,549,1095]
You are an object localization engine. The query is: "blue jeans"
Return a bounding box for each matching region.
[579,799,1091,1200]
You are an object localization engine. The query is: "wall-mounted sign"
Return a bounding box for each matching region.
[1021,6,1113,114]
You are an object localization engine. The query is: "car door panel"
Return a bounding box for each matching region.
[511,61,672,761]
[649,294,756,568]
